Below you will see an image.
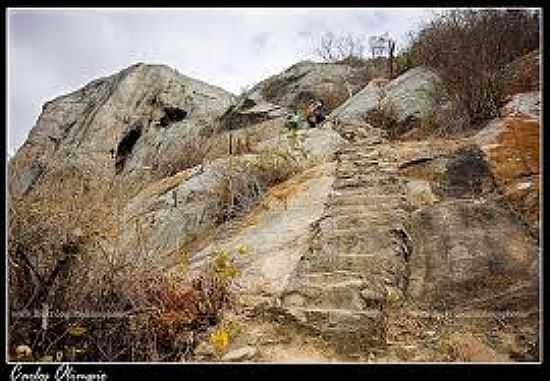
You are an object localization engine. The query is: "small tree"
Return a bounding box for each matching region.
[314,32,366,63]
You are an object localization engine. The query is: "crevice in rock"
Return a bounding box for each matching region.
[159,106,188,127]
[390,228,413,263]
[115,122,143,174]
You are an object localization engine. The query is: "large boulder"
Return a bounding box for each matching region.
[329,66,449,137]
[8,63,236,199]
[330,78,388,124]
[380,66,442,125]
[248,61,370,111]
[408,199,539,311]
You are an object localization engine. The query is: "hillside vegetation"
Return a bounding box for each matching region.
[8,8,540,362]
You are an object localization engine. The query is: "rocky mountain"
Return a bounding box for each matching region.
[8,63,235,199]
[8,52,540,363]
[219,60,372,130]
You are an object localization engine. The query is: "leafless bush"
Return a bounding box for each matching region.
[151,136,212,180]
[8,162,231,362]
[314,32,367,63]
[209,151,301,224]
[408,8,540,128]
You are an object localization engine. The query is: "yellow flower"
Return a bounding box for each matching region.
[68,324,87,337]
[210,326,230,356]
[236,244,250,256]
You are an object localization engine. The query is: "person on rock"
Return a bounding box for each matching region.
[306,100,326,128]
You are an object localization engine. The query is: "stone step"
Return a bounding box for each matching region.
[314,225,407,248]
[299,252,407,275]
[328,193,407,207]
[319,210,409,230]
[333,176,404,190]
[332,182,406,196]
[282,279,368,311]
[326,203,410,217]
[301,270,365,283]
[337,152,381,161]
[283,306,387,350]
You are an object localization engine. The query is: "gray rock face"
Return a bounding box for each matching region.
[329,66,445,137]
[122,125,345,270]
[380,66,442,123]
[408,199,539,311]
[248,61,369,110]
[8,63,235,199]
[330,78,388,124]
[254,126,346,160]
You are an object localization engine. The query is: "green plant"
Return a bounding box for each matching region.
[210,248,238,282]
[235,244,253,256]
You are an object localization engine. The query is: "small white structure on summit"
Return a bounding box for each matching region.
[368,32,395,58]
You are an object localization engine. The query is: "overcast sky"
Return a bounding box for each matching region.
[7,7,437,154]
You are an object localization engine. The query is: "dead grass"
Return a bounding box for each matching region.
[7,158,238,361]
[208,149,301,224]
[151,136,213,180]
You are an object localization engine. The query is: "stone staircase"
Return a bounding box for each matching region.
[281,123,414,356]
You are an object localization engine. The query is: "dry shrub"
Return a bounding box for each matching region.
[151,135,212,180]
[9,220,233,362]
[408,9,540,130]
[497,49,540,98]
[209,150,301,224]
[8,160,234,361]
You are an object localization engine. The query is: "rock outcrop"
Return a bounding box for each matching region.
[8,63,235,199]
[330,66,450,137]
[220,61,371,130]
[119,124,345,266]
[247,61,370,111]
[408,199,539,310]
[474,92,540,235]
[330,78,388,124]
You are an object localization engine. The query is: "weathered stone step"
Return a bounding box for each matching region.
[332,182,406,197]
[314,226,408,250]
[283,280,368,310]
[337,153,381,162]
[301,270,365,284]
[299,253,407,276]
[311,237,394,257]
[319,211,409,230]
[333,176,403,190]
[328,193,407,207]
[326,203,410,217]
[283,307,387,350]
